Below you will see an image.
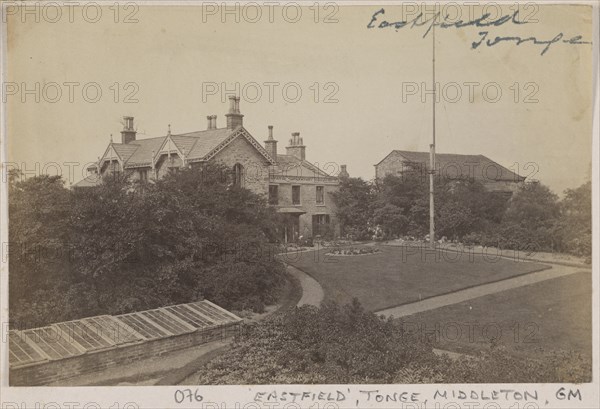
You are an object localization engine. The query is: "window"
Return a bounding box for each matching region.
[139,169,149,182]
[269,185,279,205]
[316,186,324,204]
[233,163,244,187]
[292,185,300,205]
[312,214,331,237]
[110,161,119,175]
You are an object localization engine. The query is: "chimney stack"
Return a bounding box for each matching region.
[339,164,349,178]
[207,115,217,130]
[225,96,243,129]
[286,132,306,161]
[264,125,278,161]
[121,116,136,144]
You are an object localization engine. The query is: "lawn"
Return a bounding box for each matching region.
[405,271,592,359]
[283,244,549,311]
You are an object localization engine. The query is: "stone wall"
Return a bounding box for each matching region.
[212,135,271,197]
[272,180,339,238]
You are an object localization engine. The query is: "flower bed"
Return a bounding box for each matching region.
[326,247,382,256]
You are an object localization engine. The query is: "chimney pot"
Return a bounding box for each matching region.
[123,116,134,131]
[264,125,278,160]
[286,132,306,161]
[225,96,243,129]
[121,116,136,144]
[339,164,349,178]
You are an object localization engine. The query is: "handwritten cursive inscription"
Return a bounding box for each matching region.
[367,8,591,56]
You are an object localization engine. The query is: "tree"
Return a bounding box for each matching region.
[370,166,507,240]
[330,177,375,240]
[373,164,429,238]
[496,181,561,251]
[9,164,287,327]
[503,181,560,228]
[557,181,591,256]
[8,174,73,327]
[371,204,409,237]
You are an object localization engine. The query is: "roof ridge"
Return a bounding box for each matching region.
[126,136,168,144]
[176,127,231,136]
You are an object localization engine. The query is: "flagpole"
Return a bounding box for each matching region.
[429,17,436,249]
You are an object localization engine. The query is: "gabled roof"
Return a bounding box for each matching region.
[71,175,102,188]
[271,154,337,180]
[125,137,165,167]
[182,129,232,160]
[377,150,524,182]
[95,127,274,170]
[112,143,140,163]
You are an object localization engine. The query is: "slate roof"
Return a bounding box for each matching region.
[378,150,524,182]
[95,127,265,170]
[75,125,334,188]
[182,129,233,160]
[123,137,165,167]
[71,175,102,188]
[272,154,335,179]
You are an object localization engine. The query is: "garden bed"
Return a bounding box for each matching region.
[326,247,382,256]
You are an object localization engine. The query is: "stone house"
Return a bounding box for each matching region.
[375,150,525,195]
[73,96,347,242]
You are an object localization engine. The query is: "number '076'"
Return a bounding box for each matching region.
[174,388,204,404]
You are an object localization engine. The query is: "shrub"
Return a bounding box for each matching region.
[9,166,288,327]
[195,300,591,384]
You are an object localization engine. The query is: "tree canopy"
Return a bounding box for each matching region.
[9,165,286,328]
[331,170,591,257]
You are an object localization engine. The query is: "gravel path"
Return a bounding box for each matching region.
[286,264,324,307]
[376,264,587,319]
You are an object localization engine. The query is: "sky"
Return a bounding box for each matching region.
[5,3,594,195]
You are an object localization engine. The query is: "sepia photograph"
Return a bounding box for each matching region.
[1,1,598,408]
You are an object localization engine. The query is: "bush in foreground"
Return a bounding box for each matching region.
[195,300,591,384]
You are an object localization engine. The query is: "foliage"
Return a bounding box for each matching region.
[9,164,286,327]
[503,182,560,228]
[333,168,590,256]
[8,173,74,327]
[196,301,590,384]
[330,177,375,240]
[196,300,437,384]
[556,181,592,256]
[461,181,591,256]
[370,167,510,241]
[327,247,381,256]
[393,347,591,384]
